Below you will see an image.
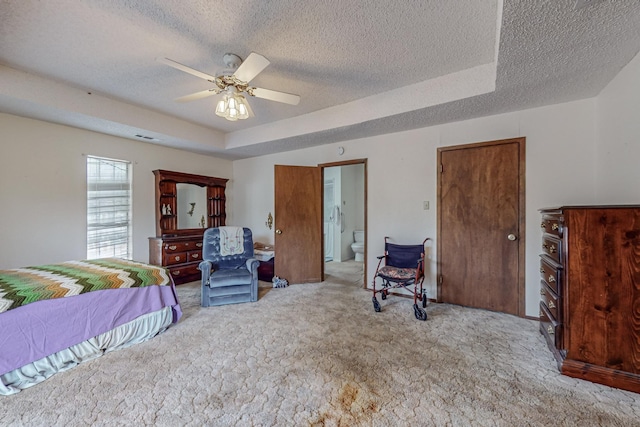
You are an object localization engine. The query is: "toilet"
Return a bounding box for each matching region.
[351,230,365,262]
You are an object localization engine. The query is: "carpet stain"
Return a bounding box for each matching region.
[338,383,359,411]
[310,383,379,427]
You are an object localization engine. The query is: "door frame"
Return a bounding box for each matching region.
[318,158,368,288]
[436,138,526,316]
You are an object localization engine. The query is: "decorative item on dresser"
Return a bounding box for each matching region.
[149,169,228,285]
[539,205,640,394]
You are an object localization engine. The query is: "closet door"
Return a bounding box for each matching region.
[437,138,525,316]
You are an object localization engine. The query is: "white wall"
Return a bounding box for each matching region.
[232,98,599,317]
[595,51,640,201]
[339,163,364,261]
[0,113,232,269]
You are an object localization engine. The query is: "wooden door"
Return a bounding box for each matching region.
[274,165,323,284]
[437,138,525,316]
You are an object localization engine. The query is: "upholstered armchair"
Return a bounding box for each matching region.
[199,227,259,307]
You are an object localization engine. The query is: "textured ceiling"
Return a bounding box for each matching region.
[0,0,639,159]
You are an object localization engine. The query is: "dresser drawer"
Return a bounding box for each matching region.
[541,235,562,264]
[168,263,200,280]
[541,215,562,238]
[164,252,188,265]
[540,301,562,349]
[164,240,203,253]
[188,250,202,262]
[539,256,561,294]
[540,281,560,320]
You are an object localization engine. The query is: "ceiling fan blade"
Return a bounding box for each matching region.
[251,87,301,105]
[175,88,220,103]
[156,57,216,82]
[233,52,270,83]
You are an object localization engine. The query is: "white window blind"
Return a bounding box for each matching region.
[87,156,132,259]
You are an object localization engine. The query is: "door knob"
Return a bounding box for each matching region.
[507,234,517,241]
[275,229,282,235]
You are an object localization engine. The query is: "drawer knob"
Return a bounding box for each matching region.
[548,301,556,309]
[168,245,177,251]
[547,325,554,335]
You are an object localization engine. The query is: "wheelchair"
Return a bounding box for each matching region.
[371,237,431,320]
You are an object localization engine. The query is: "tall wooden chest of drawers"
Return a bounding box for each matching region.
[539,206,640,393]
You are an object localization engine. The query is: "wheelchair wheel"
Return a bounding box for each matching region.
[422,293,427,308]
[372,296,381,312]
[413,304,427,321]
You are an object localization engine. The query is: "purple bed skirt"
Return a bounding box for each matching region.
[0,284,181,376]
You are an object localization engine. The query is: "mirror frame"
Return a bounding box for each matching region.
[153,169,228,237]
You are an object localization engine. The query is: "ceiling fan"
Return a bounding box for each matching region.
[156,52,300,121]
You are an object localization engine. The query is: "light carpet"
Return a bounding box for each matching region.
[1,274,639,426]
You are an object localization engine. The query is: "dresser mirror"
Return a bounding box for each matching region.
[176,183,207,229]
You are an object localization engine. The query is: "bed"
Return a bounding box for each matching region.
[0,258,182,395]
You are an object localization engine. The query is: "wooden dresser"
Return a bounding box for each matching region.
[539,205,640,393]
[149,235,204,284]
[148,170,228,285]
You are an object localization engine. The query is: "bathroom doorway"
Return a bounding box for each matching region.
[320,159,367,287]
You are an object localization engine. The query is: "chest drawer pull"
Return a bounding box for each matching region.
[548,301,556,309]
[172,270,180,275]
[552,223,559,231]
[542,243,548,250]
[168,245,177,250]
[540,267,545,273]
[547,325,554,335]
[196,243,203,248]
[548,275,556,283]
[192,253,199,259]
[540,222,546,229]
[540,288,546,296]
[174,255,181,261]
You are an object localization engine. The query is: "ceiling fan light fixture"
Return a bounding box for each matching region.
[215,91,249,121]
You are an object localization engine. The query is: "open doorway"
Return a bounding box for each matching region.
[320,160,367,287]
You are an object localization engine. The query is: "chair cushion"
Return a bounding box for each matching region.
[377,266,417,282]
[208,269,252,287]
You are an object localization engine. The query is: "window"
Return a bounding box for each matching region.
[86,156,132,259]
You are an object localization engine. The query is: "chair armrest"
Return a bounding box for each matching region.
[377,255,385,260]
[198,260,212,274]
[246,258,259,272]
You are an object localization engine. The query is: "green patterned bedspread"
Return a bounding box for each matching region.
[0,258,171,314]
